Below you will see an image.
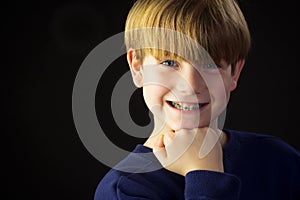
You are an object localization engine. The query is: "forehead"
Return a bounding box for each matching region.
[142,55,159,64]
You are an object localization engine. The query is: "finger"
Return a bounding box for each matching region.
[153,134,167,160]
[198,128,221,159]
[174,129,197,147]
[163,130,175,146]
[163,129,197,164]
[156,133,165,148]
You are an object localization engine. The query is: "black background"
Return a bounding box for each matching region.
[5,0,298,199]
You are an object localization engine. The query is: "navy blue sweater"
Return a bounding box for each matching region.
[94,130,300,199]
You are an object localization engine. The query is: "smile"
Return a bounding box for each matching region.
[167,101,208,111]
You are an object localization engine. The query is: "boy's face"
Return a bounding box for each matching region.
[128,52,244,131]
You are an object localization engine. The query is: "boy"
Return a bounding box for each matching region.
[95,0,300,199]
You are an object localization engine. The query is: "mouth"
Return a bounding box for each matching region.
[166,100,209,111]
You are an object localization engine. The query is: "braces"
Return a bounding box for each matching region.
[171,101,200,111]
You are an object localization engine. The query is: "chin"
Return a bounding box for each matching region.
[169,120,209,131]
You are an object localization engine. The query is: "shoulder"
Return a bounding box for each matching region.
[94,168,124,200]
[226,129,300,164]
[94,145,165,200]
[226,130,300,197]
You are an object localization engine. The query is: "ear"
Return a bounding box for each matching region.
[127,49,143,88]
[230,59,245,91]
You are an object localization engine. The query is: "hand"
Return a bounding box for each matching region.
[153,127,224,176]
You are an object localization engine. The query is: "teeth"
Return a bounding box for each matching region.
[170,101,202,111]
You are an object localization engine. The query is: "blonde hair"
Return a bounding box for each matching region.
[124,0,251,73]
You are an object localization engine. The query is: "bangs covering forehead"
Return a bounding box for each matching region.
[125,0,251,68]
[126,28,214,66]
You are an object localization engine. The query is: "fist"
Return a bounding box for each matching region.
[153,128,224,176]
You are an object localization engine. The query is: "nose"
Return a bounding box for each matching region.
[175,63,206,95]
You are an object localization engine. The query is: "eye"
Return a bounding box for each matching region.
[161,60,178,67]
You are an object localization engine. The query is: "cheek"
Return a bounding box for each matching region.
[207,76,232,119]
[222,78,233,101]
[206,72,232,102]
[142,85,169,109]
[213,81,231,101]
